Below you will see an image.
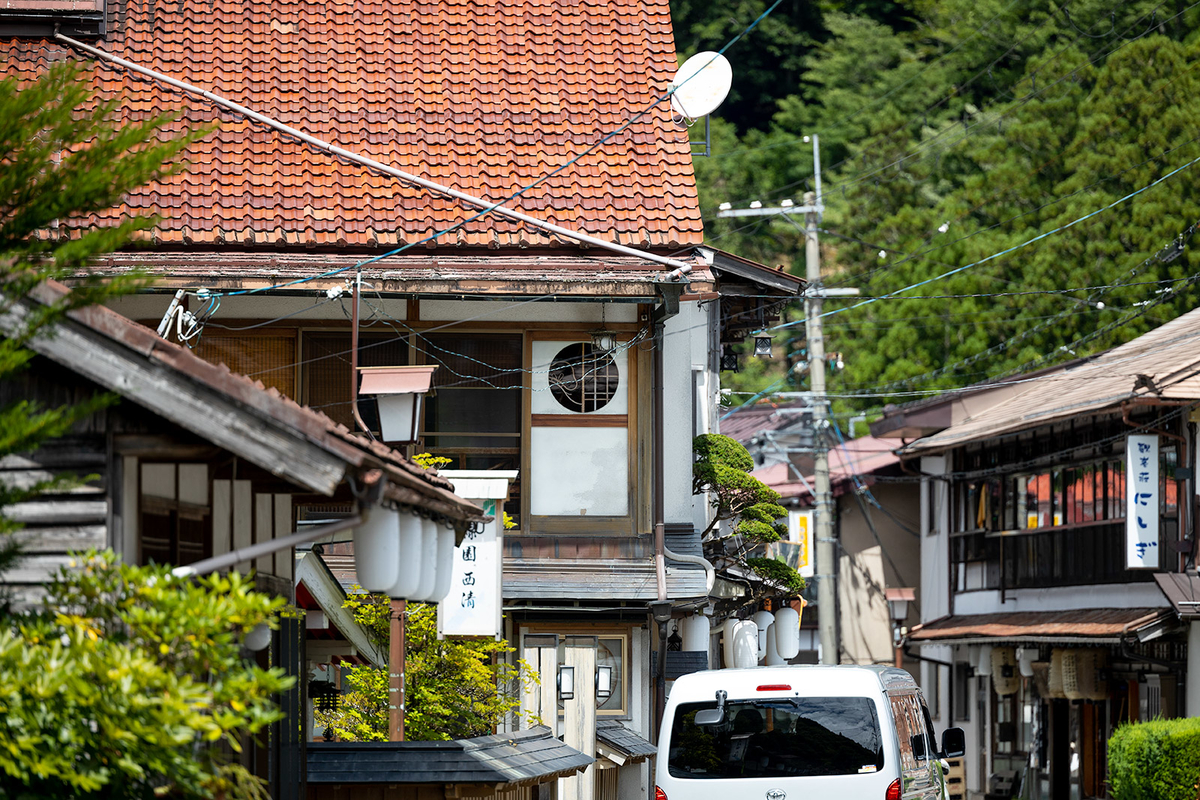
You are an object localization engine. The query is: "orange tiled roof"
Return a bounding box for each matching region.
[3,0,702,254]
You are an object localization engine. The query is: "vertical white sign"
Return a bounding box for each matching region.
[1126,434,1159,569]
[439,499,502,637]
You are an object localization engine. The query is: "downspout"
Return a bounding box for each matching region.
[350,269,376,439]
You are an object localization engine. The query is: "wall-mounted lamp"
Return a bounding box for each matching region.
[357,365,438,443]
[243,622,272,652]
[558,665,575,701]
[591,331,618,353]
[753,336,773,358]
[720,349,740,372]
[596,665,613,702]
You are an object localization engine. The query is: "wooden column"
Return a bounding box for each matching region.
[389,599,406,741]
[560,636,597,800]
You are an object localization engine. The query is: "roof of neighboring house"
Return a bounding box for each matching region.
[752,437,902,501]
[900,306,1200,455]
[908,608,1170,645]
[720,400,809,444]
[3,0,701,254]
[1153,573,1200,621]
[306,726,592,785]
[8,280,482,521]
[596,720,657,764]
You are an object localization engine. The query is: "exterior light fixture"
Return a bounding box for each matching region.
[558,665,575,701]
[243,622,272,652]
[720,349,739,372]
[596,665,614,702]
[591,331,618,353]
[357,365,438,444]
[354,505,426,599]
[753,336,773,358]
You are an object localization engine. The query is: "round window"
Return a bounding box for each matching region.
[548,342,619,413]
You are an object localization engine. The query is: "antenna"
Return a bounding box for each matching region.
[669,51,733,120]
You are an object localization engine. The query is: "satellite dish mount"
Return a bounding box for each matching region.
[669,51,733,157]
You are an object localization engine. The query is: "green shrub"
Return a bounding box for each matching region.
[1108,716,1200,800]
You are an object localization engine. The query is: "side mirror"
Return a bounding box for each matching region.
[694,689,727,726]
[941,727,966,758]
[911,734,928,762]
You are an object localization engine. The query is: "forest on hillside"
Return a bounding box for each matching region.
[670,0,1200,419]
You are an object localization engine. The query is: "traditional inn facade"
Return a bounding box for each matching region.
[2,0,799,797]
[872,309,1200,800]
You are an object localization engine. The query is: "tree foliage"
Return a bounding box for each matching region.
[693,434,803,596]
[314,593,536,742]
[0,63,207,548]
[0,552,292,799]
[678,0,1200,413]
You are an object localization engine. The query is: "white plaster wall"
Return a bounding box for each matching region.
[920,455,951,622]
[421,300,638,324]
[953,583,1171,615]
[662,303,704,524]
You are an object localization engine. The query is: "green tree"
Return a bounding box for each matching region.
[0,552,293,799]
[314,593,536,742]
[1,62,207,569]
[693,433,805,594]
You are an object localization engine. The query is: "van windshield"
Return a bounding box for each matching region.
[667,697,885,779]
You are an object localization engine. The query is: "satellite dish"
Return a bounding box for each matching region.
[670,51,733,119]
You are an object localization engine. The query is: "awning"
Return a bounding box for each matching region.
[907,608,1172,646]
[1154,573,1200,621]
[307,725,591,785]
[596,720,657,767]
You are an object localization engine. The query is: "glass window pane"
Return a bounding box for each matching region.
[667,697,884,779]
[425,388,519,434]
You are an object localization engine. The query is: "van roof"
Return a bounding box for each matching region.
[668,665,920,699]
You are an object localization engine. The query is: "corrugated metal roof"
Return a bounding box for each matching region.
[504,561,708,601]
[1153,573,1200,620]
[904,307,1200,454]
[908,608,1169,644]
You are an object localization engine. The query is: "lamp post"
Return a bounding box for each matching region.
[886,587,915,670]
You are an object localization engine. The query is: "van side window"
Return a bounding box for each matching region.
[888,694,928,775]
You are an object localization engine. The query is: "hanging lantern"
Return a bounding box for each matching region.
[774,607,800,659]
[991,647,1019,696]
[681,614,710,652]
[354,505,402,593]
[309,678,340,712]
[428,521,457,603]
[381,511,425,599]
[752,609,775,661]
[412,517,441,602]
[764,625,786,666]
[1046,649,1068,699]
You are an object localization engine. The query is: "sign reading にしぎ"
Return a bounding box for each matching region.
[1125,434,1159,570]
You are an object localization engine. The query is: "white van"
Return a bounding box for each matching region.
[655,665,965,800]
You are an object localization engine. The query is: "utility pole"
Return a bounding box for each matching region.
[716,135,849,666]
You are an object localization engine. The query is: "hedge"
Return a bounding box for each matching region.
[1108,717,1200,800]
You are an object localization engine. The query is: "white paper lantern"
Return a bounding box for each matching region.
[354,506,401,592]
[764,625,786,665]
[774,607,800,659]
[429,523,457,603]
[413,517,441,602]
[732,621,758,669]
[976,644,994,677]
[991,647,1019,696]
[722,618,741,668]
[381,511,424,599]
[752,610,775,661]
[681,614,710,652]
[1017,647,1037,678]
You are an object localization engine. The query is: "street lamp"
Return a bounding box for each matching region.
[357,365,438,443]
[885,587,916,669]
